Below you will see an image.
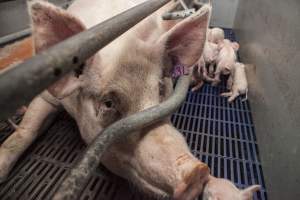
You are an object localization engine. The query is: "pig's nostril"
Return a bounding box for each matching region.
[72,56,79,64]
[53,68,62,76]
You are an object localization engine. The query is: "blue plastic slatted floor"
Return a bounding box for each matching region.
[0,29,267,200]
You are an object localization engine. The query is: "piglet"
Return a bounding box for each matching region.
[212,39,239,86]
[221,62,248,103]
[203,176,261,200]
[208,27,225,44]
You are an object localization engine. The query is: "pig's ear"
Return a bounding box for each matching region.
[231,42,240,51]
[240,185,261,200]
[29,1,86,98]
[159,4,212,67]
[29,0,86,53]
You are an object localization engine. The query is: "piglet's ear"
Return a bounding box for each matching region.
[231,42,240,51]
[29,1,86,98]
[241,185,261,200]
[159,4,212,67]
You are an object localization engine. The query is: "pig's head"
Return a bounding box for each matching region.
[29,0,211,142]
[218,39,240,52]
[29,1,212,199]
[203,176,261,200]
[204,42,219,63]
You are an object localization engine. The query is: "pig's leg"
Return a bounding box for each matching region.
[227,75,233,90]
[0,95,59,182]
[211,72,221,86]
[220,92,233,97]
[228,91,239,103]
[191,81,204,92]
[202,65,214,82]
[241,88,248,102]
[7,106,28,130]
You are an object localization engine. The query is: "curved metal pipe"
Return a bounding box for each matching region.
[0,0,171,120]
[52,74,191,200]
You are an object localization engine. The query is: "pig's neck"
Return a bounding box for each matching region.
[67,0,148,28]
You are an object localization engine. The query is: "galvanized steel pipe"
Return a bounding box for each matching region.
[52,74,191,200]
[0,0,171,120]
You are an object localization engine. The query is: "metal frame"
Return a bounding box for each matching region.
[52,74,191,200]
[0,0,171,120]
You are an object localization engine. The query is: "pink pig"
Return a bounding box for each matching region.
[221,62,248,103]
[208,27,225,44]
[212,39,239,86]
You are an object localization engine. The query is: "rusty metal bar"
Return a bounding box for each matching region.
[0,0,171,120]
[52,74,191,200]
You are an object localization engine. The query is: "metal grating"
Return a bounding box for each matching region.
[0,29,267,200]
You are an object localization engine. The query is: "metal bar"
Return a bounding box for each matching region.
[0,28,31,47]
[0,0,171,120]
[52,74,191,200]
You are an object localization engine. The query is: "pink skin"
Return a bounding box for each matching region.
[203,176,261,200]
[191,56,215,92]
[212,39,239,86]
[203,41,219,78]
[0,1,213,199]
[221,62,248,103]
[207,27,225,44]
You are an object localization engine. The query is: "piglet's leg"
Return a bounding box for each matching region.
[220,92,233,97]
[191,81,204,92]
[227,75,233,90]
[228,91,239,103]
[202,65,214,82]
[211,72,221,86]
[0,95,59,182]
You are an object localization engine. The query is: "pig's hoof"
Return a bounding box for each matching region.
[174,163,210,200]
[211,82,218,87]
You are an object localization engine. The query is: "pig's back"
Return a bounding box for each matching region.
[217,46,236,66]
[234,66,248,89]
[67,0,148,28]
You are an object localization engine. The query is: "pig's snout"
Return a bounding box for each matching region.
[173,159,210,200]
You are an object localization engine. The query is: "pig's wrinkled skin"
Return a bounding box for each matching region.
[212,39,239,86]
[207,27,225,44]
[0,1,213,199]
[203,176,261,200]
[221,62,248,103]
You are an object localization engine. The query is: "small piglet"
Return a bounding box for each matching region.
[221,62,248,103]
[208,27,225,44]
[203,176,261,200]
[213,39,239,86]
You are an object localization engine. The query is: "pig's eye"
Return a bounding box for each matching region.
[104,100,113,108]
